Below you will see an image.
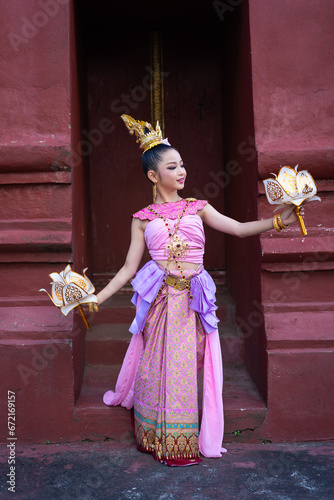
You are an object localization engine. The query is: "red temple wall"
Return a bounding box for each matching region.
[250,0,334,178]
[222,0,334,440]
[0,1,86,442]
[251,0,334,439]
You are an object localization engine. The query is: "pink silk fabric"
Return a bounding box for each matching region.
[133,270,206,460]
[133,199,207,221]
[103,324,225,457]
[144,215,205,264]
[133,199,207,264]
[133,198,207,264]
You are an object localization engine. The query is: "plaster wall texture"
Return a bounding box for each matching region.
[249,0,334,440]
[0,1,79,444]
[249,0,334,177]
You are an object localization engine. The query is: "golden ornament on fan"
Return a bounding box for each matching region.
[263,165,321,235]
[39,265,98,329]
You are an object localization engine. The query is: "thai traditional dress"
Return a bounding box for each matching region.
[103,199,225,466]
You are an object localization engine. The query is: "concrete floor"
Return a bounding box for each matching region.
[1,439,334,499]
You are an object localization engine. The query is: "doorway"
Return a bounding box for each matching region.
[74,0,267,426]
[77,2,226,281]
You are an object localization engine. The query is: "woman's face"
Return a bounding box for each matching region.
[154,149,187,191]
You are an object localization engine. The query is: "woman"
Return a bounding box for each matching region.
[98,115,298,466]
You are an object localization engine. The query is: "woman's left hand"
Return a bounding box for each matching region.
[280,204,303,226]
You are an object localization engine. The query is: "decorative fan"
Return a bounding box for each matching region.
[40,265,98,329]
[263,165,321,235]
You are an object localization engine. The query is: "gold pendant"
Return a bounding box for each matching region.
[165,234,189,259]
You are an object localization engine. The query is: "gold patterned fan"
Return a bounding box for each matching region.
[263,165,321,235]
[40,265,98,329]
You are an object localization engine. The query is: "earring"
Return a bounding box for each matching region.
[152,183,157,203]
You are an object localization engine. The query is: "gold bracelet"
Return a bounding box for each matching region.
[88,302,98,313]
[273,215,282,232]
[277,214,289,229]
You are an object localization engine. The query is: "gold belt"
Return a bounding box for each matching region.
[165,275,191,290]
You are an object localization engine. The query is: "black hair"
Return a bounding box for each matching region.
[142,144,176,181]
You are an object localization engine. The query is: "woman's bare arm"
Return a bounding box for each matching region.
[201,203,298,238]
[97,218,146,305]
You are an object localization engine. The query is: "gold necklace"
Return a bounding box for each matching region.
[147,198,190,268]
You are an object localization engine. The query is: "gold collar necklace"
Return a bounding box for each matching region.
[147,198,190,271]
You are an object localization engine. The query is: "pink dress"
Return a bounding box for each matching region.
[103,199,226,465]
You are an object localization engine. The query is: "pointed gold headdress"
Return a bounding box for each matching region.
[121,114,170,154]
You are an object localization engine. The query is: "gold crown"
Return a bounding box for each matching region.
[121,114,164,153]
